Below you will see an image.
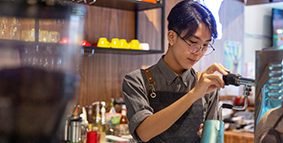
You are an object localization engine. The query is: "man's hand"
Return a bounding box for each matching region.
[197,123,203,138]
[193,63,230,98]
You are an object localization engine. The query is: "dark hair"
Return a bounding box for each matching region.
[167,1,217,39]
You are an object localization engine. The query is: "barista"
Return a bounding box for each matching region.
[122,1,230,142]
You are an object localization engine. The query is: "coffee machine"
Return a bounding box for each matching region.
[0,0,85,142]
[255,48,283,125]
[200,72,255,143]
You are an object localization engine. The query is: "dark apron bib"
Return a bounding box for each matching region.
[261,112,283,143]
[145,91,203,143]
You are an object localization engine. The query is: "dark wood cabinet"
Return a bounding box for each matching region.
[246,0,283,5]
[81,0,165,54]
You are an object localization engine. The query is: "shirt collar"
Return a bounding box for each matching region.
[157,56,192,86]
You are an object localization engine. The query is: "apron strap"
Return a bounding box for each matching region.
[144,69,202,98]
[144,69,156,98]
[145,69,155,84]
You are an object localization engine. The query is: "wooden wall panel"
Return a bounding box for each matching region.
[137,9,162,50]
[83,6,136,43]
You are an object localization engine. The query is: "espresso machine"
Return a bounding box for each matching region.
[200,73,255,143]
[255,48,283,125]
[0,0,85,142]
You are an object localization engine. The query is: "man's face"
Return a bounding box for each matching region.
[171,22,212,71]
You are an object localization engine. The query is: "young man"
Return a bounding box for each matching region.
[122,1,230,142]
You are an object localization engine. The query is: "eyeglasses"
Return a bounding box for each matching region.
[175,31,215,56]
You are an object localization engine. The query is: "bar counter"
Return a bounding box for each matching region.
[224,131,254,143]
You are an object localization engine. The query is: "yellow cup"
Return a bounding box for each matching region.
[120,39,129,49]
[110,38,120,48]
[97,37,110,48]
[129,39,142,50]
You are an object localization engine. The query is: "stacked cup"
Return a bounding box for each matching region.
[97,37,143,50]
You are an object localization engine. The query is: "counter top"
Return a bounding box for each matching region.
[224,131,254,143]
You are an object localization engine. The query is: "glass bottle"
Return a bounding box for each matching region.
[109,98,116,113]
[10,18,21,40]
[0,17,8,39]
[120,104,128,124]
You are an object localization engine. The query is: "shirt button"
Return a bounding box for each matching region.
[177,77,180,81]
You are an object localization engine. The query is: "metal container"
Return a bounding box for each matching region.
[69,117,82,142]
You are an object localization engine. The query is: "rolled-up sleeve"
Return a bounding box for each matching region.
[205,89,219,120]
[122,70,154,141]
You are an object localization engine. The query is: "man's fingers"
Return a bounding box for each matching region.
[197,128,203,138]
[218,63,230,72]
[203,74,225,88]
[200,123,203,129]
[204,63,229,75]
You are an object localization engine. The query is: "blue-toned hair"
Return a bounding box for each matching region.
[167,1,217,39]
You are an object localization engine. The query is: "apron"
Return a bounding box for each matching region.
[144,69,203,143]
[261,113,283,143]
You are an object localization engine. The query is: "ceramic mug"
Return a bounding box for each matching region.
[87,131,101,143]
[129,39,142,50]
[119,39,129,49]
[110,38,120,48]
[97,37,110,48]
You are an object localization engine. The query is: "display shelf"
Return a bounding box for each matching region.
[84,0,165,54]
[0,1,85,19]
[0,39,63,47]
[84,0,164,11]
[0,0,165,54]
[82,46,164,55]
[0,39,164,55]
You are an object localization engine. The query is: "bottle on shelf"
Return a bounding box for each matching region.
[120,104,128,124]
[116,104,129,136]
[86,105,93,124]
[10,18,21,40]
[92,101,101,126]
[100,101,106,143]
[109,98,116,113]
[0,17,8,39]
[73,104,81,117]
[101,101,106,125]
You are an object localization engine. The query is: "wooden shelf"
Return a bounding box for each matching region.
[245,106,255,111]
[219,95,236,101]
[224,131,254,143]
[0,39,163,55]
[83,46,164,55]
[82,0,165,54]
[0,0,165,55]
[82,0,164,11]
[0,1,85,19]
[0,39,71,48]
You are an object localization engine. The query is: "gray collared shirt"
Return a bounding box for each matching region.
[122,57,219,142]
